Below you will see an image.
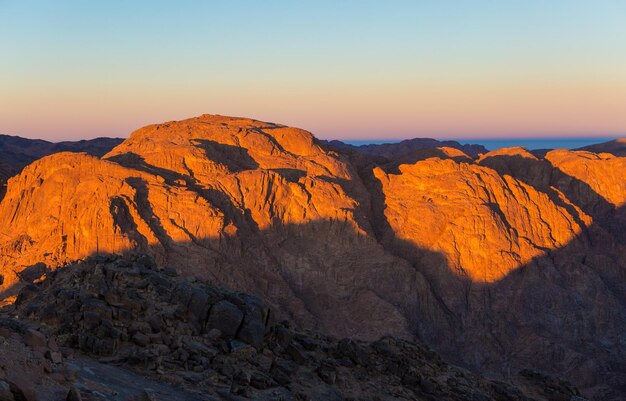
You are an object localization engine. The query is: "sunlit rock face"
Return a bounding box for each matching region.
[544,149,626,208]
[373,157,587,283]
[103,115,366,232]
[0,153,225,281]
[0,115,625,399]
[0,115,429,341]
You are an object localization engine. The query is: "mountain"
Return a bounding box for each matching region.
[0,134,124,169]
[0,135,124,199]
[323,138,487,168]
[324,138,487,158]
[0,115,624,400]
[578,138,626,157]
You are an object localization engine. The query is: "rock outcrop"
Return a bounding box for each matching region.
[5,253,583,401]
[0,116,427,342]
[367,148,626,400]
[0,115,624,400]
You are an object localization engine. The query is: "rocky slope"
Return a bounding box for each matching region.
[578,138,626,157]
[366,147,626,400]
[2,253,583,401]
[0,115,624,399]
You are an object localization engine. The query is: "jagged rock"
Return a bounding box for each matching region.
[285,343,307,365]
[45,350,63,364]
[0,115,623,399]
[65,387,82,401]
[236,315,265,350]
[5,255,583,401]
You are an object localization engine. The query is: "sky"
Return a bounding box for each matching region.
[1,1,625,141]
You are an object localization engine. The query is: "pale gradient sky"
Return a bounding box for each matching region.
[1,0,625,141]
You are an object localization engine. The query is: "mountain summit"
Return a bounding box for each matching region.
[0,115,624,399]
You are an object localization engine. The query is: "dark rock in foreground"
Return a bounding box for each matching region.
[3,254,584,401]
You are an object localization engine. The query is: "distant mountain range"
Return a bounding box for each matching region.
[578,138,626,156]
[0,135,124,197]
[0,134,124,172]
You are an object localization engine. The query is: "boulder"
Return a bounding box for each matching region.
[23,329,46,348]
[206,301,243,338]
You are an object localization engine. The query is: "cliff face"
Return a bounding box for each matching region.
[367,147,626,399]
[0,115,624,399]
[373,157,588,283]
[0,116,434,343]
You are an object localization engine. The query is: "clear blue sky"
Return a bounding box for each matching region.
[1,0,625,140]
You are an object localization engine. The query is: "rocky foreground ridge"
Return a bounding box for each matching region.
[0,115,624,400]
[1,254,583,401]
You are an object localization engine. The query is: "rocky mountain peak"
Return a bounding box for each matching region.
[0,115,624,399]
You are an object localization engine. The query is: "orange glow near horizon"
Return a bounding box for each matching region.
[2,1,625,141]
[2,76,625,141]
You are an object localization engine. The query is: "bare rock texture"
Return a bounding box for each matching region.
[0,115,624,399]
[373,157,588,282]
[368,148,626,400]
[0,116,427,342]
[6,254,584,401]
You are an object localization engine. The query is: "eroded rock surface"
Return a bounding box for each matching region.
[0,115,624,400]
[6,254,584,401]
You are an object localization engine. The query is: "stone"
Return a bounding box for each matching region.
[66,387,83,401]
[207,328,222,341]
[6,254,587,401]
[270,359,292,386]
[206,301,243,338]
[317,362,337,385]
[0,380,14,401]
[46,350,63,364]
[148,316,163,333]
[47,337,59,351]
[23,329,46,348]
[236,316,265,350]
[229,340,256,360]
[132,332,150,347]
[187,289,210,323]
[286,343,307,365]
[135,254,156,270]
